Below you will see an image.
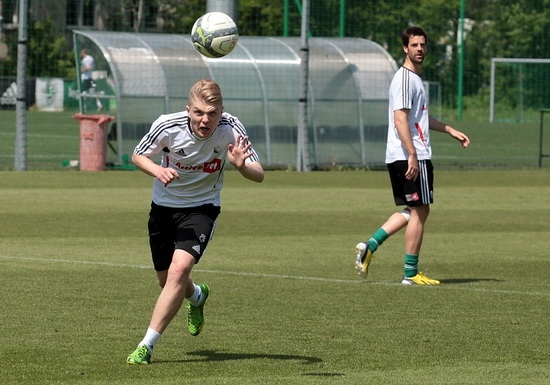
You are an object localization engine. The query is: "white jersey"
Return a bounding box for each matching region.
[81,54,94,81]
[134,111,260,208]
[385,67,431,163]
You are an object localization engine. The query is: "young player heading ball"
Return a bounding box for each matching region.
[127,79,264,365]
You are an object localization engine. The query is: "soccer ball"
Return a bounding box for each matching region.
[191,12,239,58]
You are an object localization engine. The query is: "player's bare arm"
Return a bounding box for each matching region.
[132,153,180,185]
[429,116,470,148]
[394,108,419,181]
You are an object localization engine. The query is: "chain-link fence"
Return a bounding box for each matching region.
[1,0,550,170]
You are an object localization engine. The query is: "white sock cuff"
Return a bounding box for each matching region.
[141,327,162,351]
[187,284,202,305]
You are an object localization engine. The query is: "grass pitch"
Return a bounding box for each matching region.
[1,169,549,384]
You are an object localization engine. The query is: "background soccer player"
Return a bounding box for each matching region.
[355,26,470,285]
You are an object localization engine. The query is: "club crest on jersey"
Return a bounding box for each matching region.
[406,192,420,202]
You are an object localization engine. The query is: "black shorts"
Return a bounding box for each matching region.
[147,202,221,271]
[82,78,93,92]
[387,160,434,207]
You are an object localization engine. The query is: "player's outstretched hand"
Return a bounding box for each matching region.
[228,135,253,168]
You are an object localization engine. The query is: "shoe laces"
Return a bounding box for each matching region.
[134,345,150,358]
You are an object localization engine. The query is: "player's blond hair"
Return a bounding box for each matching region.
[188,79,223,106]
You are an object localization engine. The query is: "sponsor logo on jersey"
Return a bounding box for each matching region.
[176,148,187,156]
[203,158,222,173]
[173,158,222,173]
[213,146,221,154]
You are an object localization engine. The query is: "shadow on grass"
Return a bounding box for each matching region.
[439,278,504,284]
[157,349,322,365]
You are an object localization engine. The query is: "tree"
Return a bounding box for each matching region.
[0,19,75,78]
[154,0,206,33]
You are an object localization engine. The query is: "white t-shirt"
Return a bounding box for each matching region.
[385,67,431,163]
[134,111,260,208]
[81,54,94,81]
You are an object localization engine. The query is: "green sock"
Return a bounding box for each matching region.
[404,254,419,278]
[367,228,389,253]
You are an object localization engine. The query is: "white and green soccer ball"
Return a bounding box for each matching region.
[191,12,239,58]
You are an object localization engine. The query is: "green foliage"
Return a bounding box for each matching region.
[1,170,550,384]
[0,19,75,78]
[240,0,289,36]
[154,0,207,33]
[461,0,550,106]
[28,20,75,78]
[3,0,550,110]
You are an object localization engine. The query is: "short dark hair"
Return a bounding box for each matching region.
[402,26,428,47]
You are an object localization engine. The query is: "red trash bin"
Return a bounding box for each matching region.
[73,113,115,171]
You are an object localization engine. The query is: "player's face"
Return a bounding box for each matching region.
[187,98,223,139]
[404,35,427,64]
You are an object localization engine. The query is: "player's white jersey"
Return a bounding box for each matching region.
[385,67,432,163]
[80,55,94,80]
[134,111,260,208]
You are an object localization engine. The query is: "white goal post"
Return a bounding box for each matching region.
[490,58,550,122]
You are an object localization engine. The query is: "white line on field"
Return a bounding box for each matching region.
[1,255,549,297]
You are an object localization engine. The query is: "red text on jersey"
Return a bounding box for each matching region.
[174,158,222,173]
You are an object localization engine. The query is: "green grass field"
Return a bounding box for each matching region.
[1,169,549,384]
